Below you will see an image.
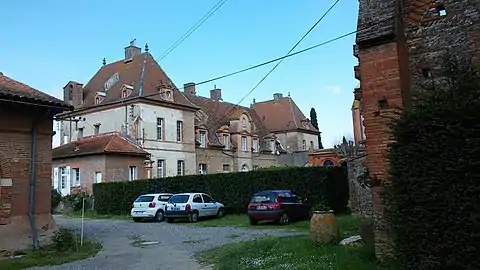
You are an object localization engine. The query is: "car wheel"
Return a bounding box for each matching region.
[154,210,165,222]
[249,217,258,225]
[166,218,174,223]
[278,213,289,225]
[217,208,225,218]
[189,211,199,223]
[132,217,142,223]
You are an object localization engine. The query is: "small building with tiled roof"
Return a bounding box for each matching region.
[0,72,72,251]
[52,132,151,195]
[183,84,282,173]
[252,93,320,153]
[57,41,198,179]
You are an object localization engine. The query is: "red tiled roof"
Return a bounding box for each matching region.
[184,94,271,148]
[78,52,197,110]
[252,97,319,134]
[0,73,72,111]
[52,132,148,159]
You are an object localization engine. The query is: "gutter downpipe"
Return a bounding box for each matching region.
[29,116,40,250]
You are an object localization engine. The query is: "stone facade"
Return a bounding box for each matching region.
[355,0,480,261]
[346,153,372,217]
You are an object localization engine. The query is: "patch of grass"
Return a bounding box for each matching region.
[197,235,395,270]
[64,210,130,220]
[0,240,101,270]
[181,214,369,236]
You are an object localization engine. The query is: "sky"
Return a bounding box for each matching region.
[0,0,359,148]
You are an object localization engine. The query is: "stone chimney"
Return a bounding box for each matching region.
[184,82,196,95]
[273,93,283,101]
[63,81,84,108]
[210,86,222,101]
[125,39,141,60]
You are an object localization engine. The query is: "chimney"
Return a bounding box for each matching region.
[184,82,196,95]
[63,81,84,108]
[210,86,222,101]
[273,93,283,101]
[125,39,141,60]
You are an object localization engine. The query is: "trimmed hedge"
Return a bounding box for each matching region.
[383,58,480,269]
[93,166,348,215]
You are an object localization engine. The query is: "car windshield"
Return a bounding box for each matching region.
[158,195,172,202]
[251,193,277,203]
[135,195,154,202]
[169,195,190,204]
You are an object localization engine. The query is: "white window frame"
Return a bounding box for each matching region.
[199,163,207,175]
[176,121,183,142]
[71,168,80,187]
[157,159,165,178]
[223,134,229,149]
[302,140,306,150]
[129,166,137,181]
[177,160,185,176]
[241,136,247,152]
[157,118,164,140]
[222,164,230,172]
[252,138,259,152]
[199,131,206,148]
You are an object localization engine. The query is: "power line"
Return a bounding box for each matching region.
[157,0,228,61]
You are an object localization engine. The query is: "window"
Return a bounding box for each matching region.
[302,140,306,150]
[169,194,189,203]
[323,160,335,167]
[157,159,165,178]
[176,121,183,142]
[199,163,207,175]
[78,128,84,139]
[310,141,314,150]
[157,118,164,140]
[222,164,230,172]
[129,166,137,181]
[202,194,214,203]
[60,167,67,189]
[177,160,184,176]
[199,131,206,148]
[95,96,100,104]
[94,124,100,136]
[71,168,80,186]
[436,5,446,16]
[94,171,102,183]
[223,134,229,149]
[271,140,276,152]
[252,138,259,152]
[192,194,203,203]
[122,90,127,98]
[157,194,172,202]
[241,136,247,152]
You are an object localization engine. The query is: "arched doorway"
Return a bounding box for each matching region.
[323,159,335,167]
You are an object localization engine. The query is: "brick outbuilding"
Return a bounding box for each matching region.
[0,73,72,251]
[52,132,151,195]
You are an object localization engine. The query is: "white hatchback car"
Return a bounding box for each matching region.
[165,193,225,223]
[131,193,173,222]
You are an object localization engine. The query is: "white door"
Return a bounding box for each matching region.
[95,172,102,183]
[192,194,207,217]
[201,194,217,216]
[60,166,71,196]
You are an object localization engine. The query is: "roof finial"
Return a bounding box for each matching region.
[130,38,136,46]
[145,43,149,52]
[253,98,256,104]
[102,58,106,65]
[288,92,291,97]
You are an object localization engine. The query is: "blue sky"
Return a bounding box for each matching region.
[0,0,359,148]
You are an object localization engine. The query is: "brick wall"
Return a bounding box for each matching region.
[0,102,57,250]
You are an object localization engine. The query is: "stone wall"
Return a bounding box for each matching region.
[347,153,372,217]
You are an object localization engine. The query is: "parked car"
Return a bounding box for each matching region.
[247,190,311,225]
[165,193,225,223]
[131,193,174,222]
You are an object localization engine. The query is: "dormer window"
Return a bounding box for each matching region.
[94,91,106,105]
[122,90,127,98]
[95,96,100,104]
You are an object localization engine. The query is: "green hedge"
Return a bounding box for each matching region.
[93,166,348,215]
[383,58,480,269]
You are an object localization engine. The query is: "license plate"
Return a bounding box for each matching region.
[174,207,180,211]
[257,206,267,210]
[134,211,144,214]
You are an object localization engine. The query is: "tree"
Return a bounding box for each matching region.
[333,136,356,158]
[383,56,480,269]
[309,108,324,149]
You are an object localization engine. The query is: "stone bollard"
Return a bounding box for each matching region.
[309,210,340,244]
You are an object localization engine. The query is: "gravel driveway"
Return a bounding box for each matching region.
[30,215,302,270]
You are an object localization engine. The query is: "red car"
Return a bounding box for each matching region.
[247,190,311,225]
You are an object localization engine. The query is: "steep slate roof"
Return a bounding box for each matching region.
[78,52,197,110]
[252,97,319,134]
[184,93,271,149]
[52,132,148,159]
[0,73,72,110]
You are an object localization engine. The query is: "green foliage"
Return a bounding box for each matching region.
[51,188,62,212]
[383,58,480,269]
[310,107,324,149]
[52,228,77,252]
[63,192,94,212]
[93,166,349,216]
